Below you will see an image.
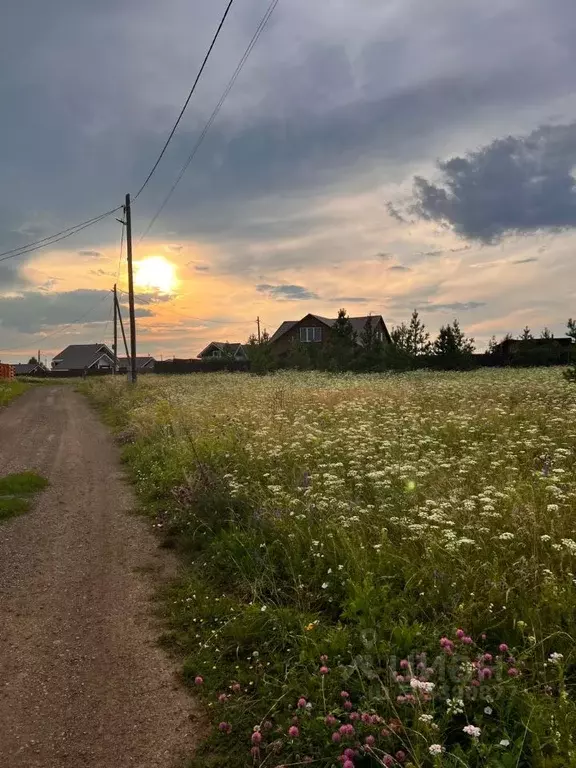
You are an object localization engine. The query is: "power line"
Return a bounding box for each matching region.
[133,0,237,201]
[0,207,122,262]
[138,0,279,242]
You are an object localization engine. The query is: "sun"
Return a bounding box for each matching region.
[134,256,178,293]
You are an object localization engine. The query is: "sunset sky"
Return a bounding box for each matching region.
[2,0,576,363]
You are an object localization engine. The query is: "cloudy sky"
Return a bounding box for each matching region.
[2,0,576,362]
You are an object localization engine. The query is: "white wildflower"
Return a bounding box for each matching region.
[447,699,465,714]
[410,678,435,693]
[429,744,444,755]
[463,724,481,739]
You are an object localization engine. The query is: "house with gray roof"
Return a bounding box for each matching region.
[117,356,156,372]
[51,343,115,372]
[12,362,49,376]
[269,313,392,356]
[198,342,248,361]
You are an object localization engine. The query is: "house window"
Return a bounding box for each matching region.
[300,327,322,343]
[375,330,383,341]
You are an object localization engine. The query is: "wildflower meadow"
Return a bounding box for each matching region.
[87,368,576,767]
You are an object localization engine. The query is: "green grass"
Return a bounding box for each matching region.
[85,369,576,768]
[0,380,28,406]
[0,471,49,521]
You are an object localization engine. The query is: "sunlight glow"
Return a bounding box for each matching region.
[134,256,178,293]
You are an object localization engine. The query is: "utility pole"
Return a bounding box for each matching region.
[125,193,137,384]
[37,349,40,365]
[113,284,118,375]
[256,316,261,343]
[114,292,130,361]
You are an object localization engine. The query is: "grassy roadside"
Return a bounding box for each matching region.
[0,472,49,521]
[84,371,576,768]
[0,380,29,406]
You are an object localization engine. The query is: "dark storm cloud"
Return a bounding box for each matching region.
[79,250,105,259]
[0,289,152,333]
[411,122,576,243]
[388,265,411,272]
[512,257,538,264]
[256,284,319,301]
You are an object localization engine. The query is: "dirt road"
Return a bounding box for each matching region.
[0,387,202,768]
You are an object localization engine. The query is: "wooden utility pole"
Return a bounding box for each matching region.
[256,316,261,343]
[114,292,130,361]
[113,284,118,375]
[125,193,137,384]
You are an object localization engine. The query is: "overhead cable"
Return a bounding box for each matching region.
[138,0,280,242]
[0,207,121,263]
[133,0,237,200]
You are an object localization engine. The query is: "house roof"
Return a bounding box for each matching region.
[117,356,156,369]
[52,344,114,369]
[269,321,298,344]
[12,363,46,375]
[270,315,392,345]
[348,316,392,342]
[198,342,246,357]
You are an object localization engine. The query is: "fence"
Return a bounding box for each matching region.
[0,364,15,379]
[155,358,250,374]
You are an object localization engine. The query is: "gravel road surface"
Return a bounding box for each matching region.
[0,387,203,768]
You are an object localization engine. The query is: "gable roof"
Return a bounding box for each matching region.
[348,316,392,343]
[198,342,246,358]
[12,363,47,375]
[52,344,114,370]
[117,356,156,369]
[269,321,298,344]
[269,315,392,345]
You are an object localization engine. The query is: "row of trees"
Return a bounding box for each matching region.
[246,310,477,373]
